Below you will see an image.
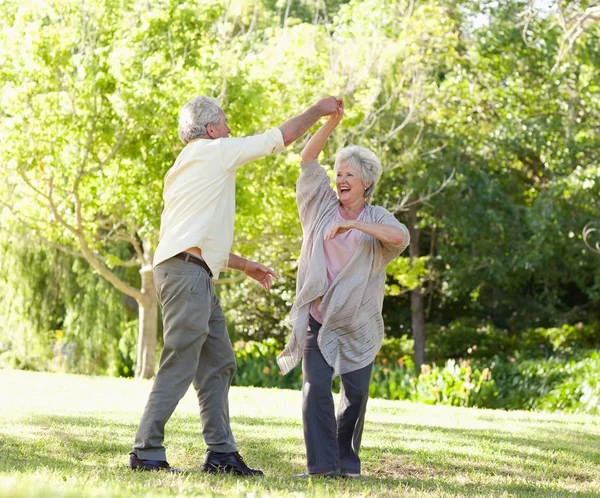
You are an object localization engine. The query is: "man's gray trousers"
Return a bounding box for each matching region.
[132,257,237,461]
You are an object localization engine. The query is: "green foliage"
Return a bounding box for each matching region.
[232,338,497,408]
[536,352,600,414]
[385,256,430,295]
[488,351,600,414]
[232,335,600,414]
[425,319,600,363]
[219,276,297,344]
[370,357,497,408]
[376,335,415,362]
[427,318,517,362]
[0,230,137,376]
[1,0,600,394]
[521,323,600,355]
[233,338,302,388]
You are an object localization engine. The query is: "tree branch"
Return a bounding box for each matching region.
[47,177,144,301]
[389,168,456,214]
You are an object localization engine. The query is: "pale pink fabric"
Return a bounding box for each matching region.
[310,208,366,323]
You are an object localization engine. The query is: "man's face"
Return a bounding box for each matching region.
[207,110,231,139]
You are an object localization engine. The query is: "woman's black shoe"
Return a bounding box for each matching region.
[295,470,340,479]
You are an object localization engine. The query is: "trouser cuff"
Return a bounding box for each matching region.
[132,448,167,461]
[207,443,238,453]
[308,465,341,473]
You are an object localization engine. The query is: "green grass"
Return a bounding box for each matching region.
[1,370,599,497]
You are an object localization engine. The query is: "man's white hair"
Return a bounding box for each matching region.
[178,96,222,144]
[334,145,383,200]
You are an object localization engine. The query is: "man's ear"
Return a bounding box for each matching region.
[206,123,216,139]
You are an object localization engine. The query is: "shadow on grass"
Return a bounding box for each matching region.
[365,419,600,468]
[1,412,598,497]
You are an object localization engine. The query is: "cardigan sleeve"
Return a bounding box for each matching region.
[371,206,410,267]
[296,159,338,228]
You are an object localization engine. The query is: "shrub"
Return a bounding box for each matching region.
[232,339,600,414]
[233,338,302,389]
[521,323,600,356]
[427,318,516,362]
[370,356,497,408]
[488,350,600,414]
[537,352,600,414]
[233,339,497,408]
[376,335,414,363]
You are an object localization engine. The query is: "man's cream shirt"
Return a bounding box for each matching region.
[153,128,285,277]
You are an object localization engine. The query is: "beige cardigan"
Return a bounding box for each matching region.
[277,159,410,377]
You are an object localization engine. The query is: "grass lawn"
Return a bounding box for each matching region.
[1,370,599,497]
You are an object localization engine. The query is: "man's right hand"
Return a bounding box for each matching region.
[316,96,343,117]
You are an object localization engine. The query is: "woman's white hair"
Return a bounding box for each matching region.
[334,145,383,200]
[178,96,222,144]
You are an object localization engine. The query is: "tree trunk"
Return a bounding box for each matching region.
[411,287,426,369]
[135,264,157,379]
[408,205,426,369]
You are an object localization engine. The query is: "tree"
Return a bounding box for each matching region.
[218,0,467,367]
[521,0,600,71]
[0,0,168,378]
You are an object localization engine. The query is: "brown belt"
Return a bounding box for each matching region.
[174,252,213,278]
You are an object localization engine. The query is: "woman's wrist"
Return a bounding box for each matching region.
[323,119,338,131]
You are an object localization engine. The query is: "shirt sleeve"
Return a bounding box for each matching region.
[219,127,285,172]
[296,159,338,228]
[371,207,410,267]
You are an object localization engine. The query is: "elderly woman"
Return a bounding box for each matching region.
[277,105,410,479]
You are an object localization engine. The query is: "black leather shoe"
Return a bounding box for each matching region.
[201,450,264,476]
[128,452,184,473]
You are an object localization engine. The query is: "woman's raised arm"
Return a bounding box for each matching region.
[300,103,344,163]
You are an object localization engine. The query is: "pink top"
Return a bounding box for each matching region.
[310,208,365,323]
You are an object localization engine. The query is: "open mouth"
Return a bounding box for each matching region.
[340,187,351,193]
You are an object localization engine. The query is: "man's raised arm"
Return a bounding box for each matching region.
[279,97,342,146]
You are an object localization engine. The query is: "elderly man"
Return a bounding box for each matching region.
[128,95,342,475]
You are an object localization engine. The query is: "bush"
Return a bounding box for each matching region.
[488,350,600,414]
[427,318,516,362]
[233,339,497,408]
[233,338,600,414]
[233,338,302,389]
[370,356,497,408]
[521,323,600,356]
[376,335,414,363]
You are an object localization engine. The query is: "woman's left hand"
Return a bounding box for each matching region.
[244,261,279,290]
[324,220,356,240]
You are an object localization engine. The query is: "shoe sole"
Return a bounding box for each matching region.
[295,472,341,479]
[129,463,184,474]
[201,464,263,476]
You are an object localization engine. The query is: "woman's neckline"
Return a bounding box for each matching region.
[338,204,366,221]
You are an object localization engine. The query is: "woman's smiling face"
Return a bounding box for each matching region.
[336,161,368,205]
